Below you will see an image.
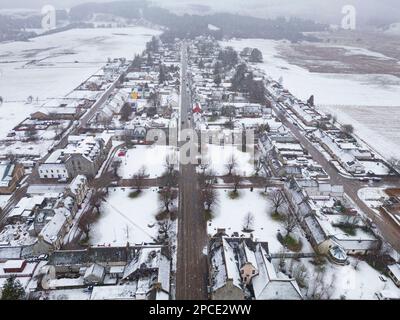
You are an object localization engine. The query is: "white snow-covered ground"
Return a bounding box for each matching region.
[45,289,91,300]
[358,187,389,211]
[0,27,160,140]
[117,145,178,179]
[221,39,400,159]
[299,257,400,300]
[0,223,37,246]
[207,189,314,254]
[0,195,10,209]
[89,187,163,246]
[202,144,255,177]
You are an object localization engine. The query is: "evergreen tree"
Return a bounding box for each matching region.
[217,47,238,69]
[159,64,167,84]
[214,74,222,86]
[120,102,133,122]
[131,54,143,69]
[198,58,205,69]
[249,48,263,62]
[307,95,315,107]
[146,53,153,67]
[248,81,266,104]
[1,277,25,300]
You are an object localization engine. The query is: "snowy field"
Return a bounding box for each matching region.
[221,39,400,159]
[319,104,400,159]
[0,27,160,140]
[117,145,178,179]
[207,189,314,254]
[221,39,400,107]
[202,144,255,177]
[89,187,162,246]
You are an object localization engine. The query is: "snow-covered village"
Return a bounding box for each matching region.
[0,0,400,306]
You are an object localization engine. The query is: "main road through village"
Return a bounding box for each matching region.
[176,43,209,300]
[175,43,400,299]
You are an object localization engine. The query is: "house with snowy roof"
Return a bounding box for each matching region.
[0,161,24,195]
[34,206,72,253]
[208,236,302,300]
[38,134,112,180]
[284,178,379,260]
[7,195,46,223]
[41,245,170,300]
[388,264,400,287]
[64,175,88,206]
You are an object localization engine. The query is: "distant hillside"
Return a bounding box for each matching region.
[381,23,400,36]
[0,13,40,42]
[69,0,327,42]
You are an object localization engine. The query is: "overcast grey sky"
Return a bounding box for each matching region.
[1,0,399,25]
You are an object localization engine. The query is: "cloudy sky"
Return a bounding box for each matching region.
[1,0,399,25]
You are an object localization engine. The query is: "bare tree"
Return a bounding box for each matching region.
[91,171,114,189]
[158,220,174,243]
[307,270,335,300]
[132,166,147,192]
[111,159,122,177]
[225,153,238,176]
[163,169,178,188]
[242,212,255,232]
[368,240,392,269]
[90,189,107,213]
[203,186,218,212]
[164,153,177,175]
[283,213,297,236]
[199,157,211,174]
[159,187,178,213]
[291,263,309,289]
[78,209,97,241]
[231,172,242,193]
[269,190,285,215]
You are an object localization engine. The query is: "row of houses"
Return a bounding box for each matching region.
[284,178,380,264]
[258,125,328,180]
[0,175,89,254]
[266,79,392,177]
[38,245,171,300]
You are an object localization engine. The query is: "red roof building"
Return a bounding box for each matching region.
[193,103,202,114]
